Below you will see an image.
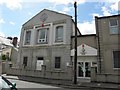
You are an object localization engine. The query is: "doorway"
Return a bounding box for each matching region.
[36,57,44,70]
[78,62,91,78]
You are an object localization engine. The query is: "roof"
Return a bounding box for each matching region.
[95,14,120,19]
[23,9,72,26]
[71,34,96,38]
[0,36,13,47]
[44,9,72,17]
[22,9,82,35]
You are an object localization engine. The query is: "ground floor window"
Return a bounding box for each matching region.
[55,57,61,69]
[23,57,28,68]
[113,51,120,68]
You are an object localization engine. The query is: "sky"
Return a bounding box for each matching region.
[0,0,119,39]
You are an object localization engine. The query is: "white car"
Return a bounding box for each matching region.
[0,76,17,90]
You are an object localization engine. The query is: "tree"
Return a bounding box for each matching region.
[1,54,6,61]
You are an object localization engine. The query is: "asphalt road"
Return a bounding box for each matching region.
[8,78,59,88]
[8,78,117,90]
[7,78,90,90]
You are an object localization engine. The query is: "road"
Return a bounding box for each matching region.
[7,78,117,90]
[8,78,59,88]
[8,78,90,90]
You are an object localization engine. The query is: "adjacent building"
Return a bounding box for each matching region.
[71,34,97,81]
[93,15,120,83]
[0,36,18,73]
[0,36,13,59]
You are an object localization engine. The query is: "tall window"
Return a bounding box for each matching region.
[113,51,120,68]
[55,26,63,42]
[23,57,28,68]
[38,28,48,43]
[109,19,119,34]
[25,31,31,45]
[55,57,61,69]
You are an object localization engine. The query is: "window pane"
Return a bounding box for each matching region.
[110,27,120,34]
[40,29,45,39]
[25,31,31,44]
[85,62,91,77]
[78,62,83,77]
[38,28,48,43]
[57,27,63,38]
[23,57,28,67]
[55,57,61,68]
[113,51,120,68]
[55,26,63,42]
[110,19,118,26]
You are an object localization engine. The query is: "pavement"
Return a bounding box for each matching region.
[2,74,120,89]
[2,74,19,80]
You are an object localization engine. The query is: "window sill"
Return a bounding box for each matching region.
[109,33,120,35]
[55,40,63,42]
[37,42,48,44]
[36,42,49,46]
[54,68,62,71]
[113,68,120,70]
[54,41,64,45]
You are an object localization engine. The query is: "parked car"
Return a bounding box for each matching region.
[0,76,17,90]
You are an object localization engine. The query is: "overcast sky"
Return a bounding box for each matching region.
[0,0,119,39]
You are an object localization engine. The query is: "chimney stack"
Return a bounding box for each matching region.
[13,37,18,47]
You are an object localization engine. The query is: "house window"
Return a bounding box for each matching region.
[38,28,48,43]
[55,26,63,42]
[109,19,119,34]
[23,57,28,68]
[109,19,118,27]
[55,57,61,69]
[25,31,31,45]
[113,51,120,68]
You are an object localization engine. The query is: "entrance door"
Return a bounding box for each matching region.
[36,57,44,70]
[78,62,84,77]
[78,62,91,78]
[85,62,91,77]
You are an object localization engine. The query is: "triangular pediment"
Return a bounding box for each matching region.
[71,44,97,56]
[23,9,72,27]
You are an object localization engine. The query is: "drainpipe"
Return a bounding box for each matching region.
[95,16,101,74]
